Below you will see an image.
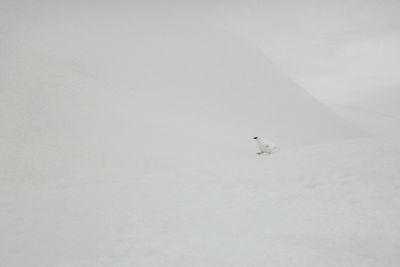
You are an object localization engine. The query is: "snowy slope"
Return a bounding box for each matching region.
[0,26,365,186]
[331,104,400,137]
[324,84,400,137]
[1,138,400,266]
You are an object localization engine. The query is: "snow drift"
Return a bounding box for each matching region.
[0,23,364,185]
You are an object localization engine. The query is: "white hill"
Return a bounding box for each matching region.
[322,86,400,137]
[0,26,365,187]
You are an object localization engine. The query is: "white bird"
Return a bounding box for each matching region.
[253,137,278,155]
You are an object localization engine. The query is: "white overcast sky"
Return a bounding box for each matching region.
[1,0,400,101]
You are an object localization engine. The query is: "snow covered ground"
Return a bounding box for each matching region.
[1,137,400,266]
[1,2,400,266]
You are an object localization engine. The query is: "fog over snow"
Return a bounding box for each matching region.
[1,0,400,101]
[1,1,400,267]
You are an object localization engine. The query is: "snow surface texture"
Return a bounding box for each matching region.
[1,138,400,266]
[0,26,364,186]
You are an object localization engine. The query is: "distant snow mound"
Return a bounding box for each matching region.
[0,24,365,184]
